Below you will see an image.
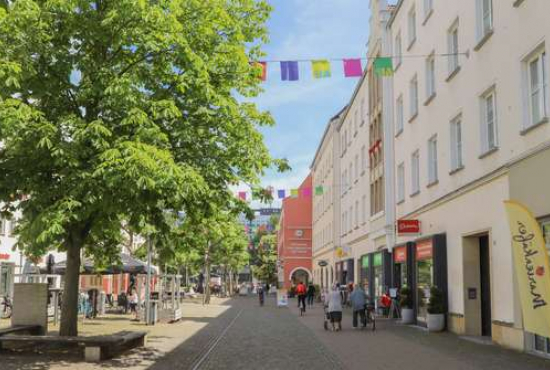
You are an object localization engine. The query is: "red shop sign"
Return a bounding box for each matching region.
[0,253,10,260]
[394,246,407,263]
[397,219,420,234]
[415,240,433,261]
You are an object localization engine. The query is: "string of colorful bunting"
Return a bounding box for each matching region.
[251,52,469,81]
[236,185,326,202]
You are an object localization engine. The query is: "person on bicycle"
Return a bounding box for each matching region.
[350,283,367,329]
[296,281,307,313]
[258,284,265,306]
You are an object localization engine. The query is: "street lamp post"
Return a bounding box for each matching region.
[145,236,153,325]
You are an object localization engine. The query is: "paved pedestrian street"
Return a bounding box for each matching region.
[3,296,550,369]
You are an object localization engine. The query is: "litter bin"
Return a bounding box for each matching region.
[147,300,158,325]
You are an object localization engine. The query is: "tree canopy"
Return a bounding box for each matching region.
[0,0,282,335]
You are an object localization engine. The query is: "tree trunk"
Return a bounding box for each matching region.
[203,244,211,305]
[59,231,82,336]
[228,267,233,296]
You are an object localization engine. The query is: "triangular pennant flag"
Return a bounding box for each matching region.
[277,189,286,199]
[281,61,299,81]
[290,189,299,198]
[315,186,324,196]
[343,59,363,77]
[374,57,393,76]
[311,60,331,79]
[238,191,247,201]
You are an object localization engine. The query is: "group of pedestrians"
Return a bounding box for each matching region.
[323,283,369,331]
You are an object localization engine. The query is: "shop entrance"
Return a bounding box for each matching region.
[479,235,492,337]
[463,233,492,337]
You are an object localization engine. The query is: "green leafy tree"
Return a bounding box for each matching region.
[0,0,284,336]
[251,233,277,285]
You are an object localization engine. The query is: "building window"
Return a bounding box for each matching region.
[341,172,345,195]
[425,53,436,100]
[361,145,366,173]
[410,75,419,118]
[524,49,548,128]
[354,110,359,135]
[428,135,438,184]
[408,6,417,48]
[348,206,353,231]
[423,0,433,21]
[450,116,464,171]
[533,219,550,357]
[0,218,5,236]
[476,0,493,42]
[397,162,405,203]
[360,98,366,126]
[354,155,359,180]
[396,94,404,134]
[355,200,359,228]
[395,32,402,68]
[349,163,353,188]
[448,20,460,75]
[480,88,498,154]
[362,195,367,224]
[411,150,420,195]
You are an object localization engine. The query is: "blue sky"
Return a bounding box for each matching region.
[245,0,371,207]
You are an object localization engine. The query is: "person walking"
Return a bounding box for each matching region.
[327,284,343,331]
[258,284,265,306]
[296,281,307,312]
[350,284,367,329]
[306,283,316,307]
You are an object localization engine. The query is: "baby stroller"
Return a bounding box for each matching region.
[323,304,331,331]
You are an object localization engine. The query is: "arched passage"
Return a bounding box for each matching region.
[289,267,312,286]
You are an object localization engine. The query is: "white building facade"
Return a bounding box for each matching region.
[388,0,550,356]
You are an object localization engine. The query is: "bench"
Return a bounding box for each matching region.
[0,325,42,337]
[0,330,147,362]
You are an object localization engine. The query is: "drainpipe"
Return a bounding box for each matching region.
[381,0,396,252]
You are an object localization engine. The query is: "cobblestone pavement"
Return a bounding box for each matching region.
[290,299,550,370]
[150,295,343,370]
[2,296,550,369]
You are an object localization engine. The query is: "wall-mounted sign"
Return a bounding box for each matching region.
[397,219,420,234]
[415,240,433,261]
[295,229,304,237]
[0,253,10,260]
[468,288,477,300]
[259,208,281,216]
[393,246,407,263]
[318,260,328,267]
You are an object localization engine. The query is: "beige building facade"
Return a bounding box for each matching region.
[311,109,344,289]
[388,0,550,356]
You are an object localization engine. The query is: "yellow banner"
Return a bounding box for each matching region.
[504,200,550,338]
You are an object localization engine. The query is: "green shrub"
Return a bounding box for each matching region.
[399,286,413,309]
[427,286,446,314]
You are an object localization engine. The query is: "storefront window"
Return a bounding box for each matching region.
[360,256,369,292]
[0,263,14,296]
[373,252,384,302]
[415,240,434,323]
[533,219,550,356]
[394,246,408,288]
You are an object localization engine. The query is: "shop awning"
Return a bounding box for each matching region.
[52,253,156,275]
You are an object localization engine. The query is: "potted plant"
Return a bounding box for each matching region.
[427,286,446,332]
[399,286,414,324]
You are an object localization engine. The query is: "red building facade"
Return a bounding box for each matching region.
[277,174,313,289]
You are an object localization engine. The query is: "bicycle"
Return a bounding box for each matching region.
[0,295,13,319]
[363,304,376,331]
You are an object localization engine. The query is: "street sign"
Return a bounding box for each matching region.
[318,260,328,267]
[397,219,420,234]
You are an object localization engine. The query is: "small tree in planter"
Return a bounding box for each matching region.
[399,286,415,324]
[427,286,446,332]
